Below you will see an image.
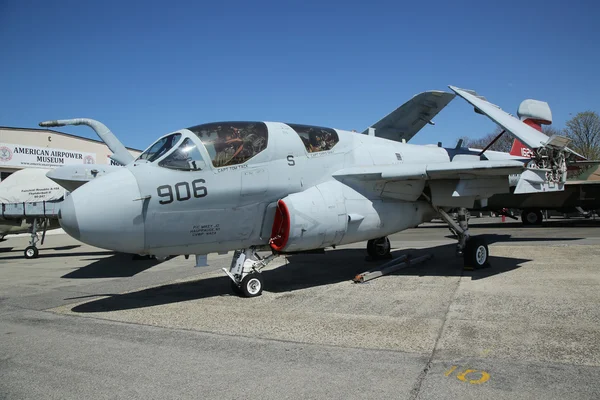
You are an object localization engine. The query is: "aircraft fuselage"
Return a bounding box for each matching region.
[59,122,457,256]
[59,121,525,257]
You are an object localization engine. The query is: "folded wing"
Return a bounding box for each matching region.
[363,91,455,143]
[449,86,572,193]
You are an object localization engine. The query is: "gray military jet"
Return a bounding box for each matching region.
[40,86,572,297]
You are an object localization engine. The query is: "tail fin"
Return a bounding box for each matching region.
[510,139,534,158]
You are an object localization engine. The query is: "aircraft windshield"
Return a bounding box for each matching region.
[158,138,206,171]
[187,122,268,168]
[138,133,182,162]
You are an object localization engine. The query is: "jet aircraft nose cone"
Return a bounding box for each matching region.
[59,194,80,240]
[59,168,145,253]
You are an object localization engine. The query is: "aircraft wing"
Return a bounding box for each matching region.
[362,91,455,143]
[334,160,530,207]
[449,86,560,150]
[333,160,525,181]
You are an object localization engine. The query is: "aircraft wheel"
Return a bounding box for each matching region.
[463,237,489,269]
[521,210,542,226]
[24,246,39,259]
[240,273,264,298]
[367,237,391,259]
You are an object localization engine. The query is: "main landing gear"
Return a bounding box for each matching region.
[24,218,48,259]
[223,248,279,297]
[436,207,489,270]
[366,237,391,260]
[521,209,543,226]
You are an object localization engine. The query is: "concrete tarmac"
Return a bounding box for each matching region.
[1,217,599,399]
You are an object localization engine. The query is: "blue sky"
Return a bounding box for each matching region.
[1,0,599,150]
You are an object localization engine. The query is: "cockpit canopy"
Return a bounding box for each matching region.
[158,138,205,171]
[188,122,268,168]
[138,133,206,171]
[138,121,340,172]
[138,133,182,162]
[286,123,339,153]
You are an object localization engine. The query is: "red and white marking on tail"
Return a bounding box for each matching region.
[510,113,545,158]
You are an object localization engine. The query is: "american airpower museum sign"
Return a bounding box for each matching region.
[0,143,96,168]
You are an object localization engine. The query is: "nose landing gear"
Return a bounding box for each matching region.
[224,248,278,297]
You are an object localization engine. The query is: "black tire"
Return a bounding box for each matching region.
[367,237,391,259]
[240,273,264,298]
[521,210,542,226]
[230,281,243,295]
[24,246,39,259]
[367,240,375,256]
[521,210,530,226]
[463,237,489,269]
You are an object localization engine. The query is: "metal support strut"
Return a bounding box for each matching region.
[40,218,48,246]
[421,193,470,253]
[29,218,39,248]
[436,207,470,253]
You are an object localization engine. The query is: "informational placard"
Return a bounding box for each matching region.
[0,169,64,203]
[0,142,96,168]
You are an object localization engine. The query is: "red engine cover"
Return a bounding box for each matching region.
[269,200,290,252]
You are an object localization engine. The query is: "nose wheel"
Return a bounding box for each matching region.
[239,273,264,297]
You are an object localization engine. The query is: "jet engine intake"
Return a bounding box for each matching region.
[270,181,347,253]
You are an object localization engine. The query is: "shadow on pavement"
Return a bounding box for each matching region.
[71,242,531,313]
[444,234,582,244]
[0,245,81,254]
[424,219,600,229]
[0,250,112,261]
[62,253,163,279]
